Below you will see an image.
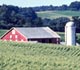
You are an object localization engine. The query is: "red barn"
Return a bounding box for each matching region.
[1,27,60,44]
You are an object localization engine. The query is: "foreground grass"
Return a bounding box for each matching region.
[0,41,80,70]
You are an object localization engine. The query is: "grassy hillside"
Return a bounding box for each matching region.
[0,30,7,37]
[37,11,80,19]
[0,41,80,70]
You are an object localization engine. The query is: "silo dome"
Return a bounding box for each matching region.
[65,21,75,27]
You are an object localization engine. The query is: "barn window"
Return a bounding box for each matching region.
[12,30,15,34]
[15,35,18,38]
[21,39,23,42]
[10,35,12,38]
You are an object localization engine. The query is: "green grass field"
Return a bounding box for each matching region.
[36,11,80,19]
[57,32,80,43]
[0,41,80,70]
[0,29,7,37]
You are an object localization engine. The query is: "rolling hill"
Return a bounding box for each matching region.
[36,11,80,19]
[0,41,80,70]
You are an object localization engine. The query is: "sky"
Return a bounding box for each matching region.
[0,0,80,7]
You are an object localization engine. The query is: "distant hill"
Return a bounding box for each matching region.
[37,11,80,19]
[0,41,80,70]
[36,10,80,32]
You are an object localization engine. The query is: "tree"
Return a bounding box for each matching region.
[0,5,38,29]
[50,17,70,32]
[42,18,51,26]
[33,17,43,27]
[72,16,80,32]
[69,1,80,11]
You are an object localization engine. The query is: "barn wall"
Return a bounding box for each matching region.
[28,38,60,44]
[1,29,28,42]
[51,38,60,44]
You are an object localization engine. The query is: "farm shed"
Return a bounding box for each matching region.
[0,27,60,44]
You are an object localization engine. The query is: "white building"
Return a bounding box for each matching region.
[65,21,76,46]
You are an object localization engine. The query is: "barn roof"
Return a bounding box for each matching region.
[15,27,60,39]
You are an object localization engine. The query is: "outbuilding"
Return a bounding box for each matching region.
[1,27,60,44]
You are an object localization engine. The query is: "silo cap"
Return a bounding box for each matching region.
[65,21,75,27]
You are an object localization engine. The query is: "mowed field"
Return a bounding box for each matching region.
[37,11,80,19]
[0,41,80,70]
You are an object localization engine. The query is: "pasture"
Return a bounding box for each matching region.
[0,41,80,70]
[0,29,7,37]
[36,11,80,19]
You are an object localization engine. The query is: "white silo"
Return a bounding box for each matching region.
[65,21,76,46]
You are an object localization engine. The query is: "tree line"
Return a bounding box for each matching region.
[32,1,80,11]
[0,5,43,29]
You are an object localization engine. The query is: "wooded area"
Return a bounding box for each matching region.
[33,1,80,11]
[0,1,80,32]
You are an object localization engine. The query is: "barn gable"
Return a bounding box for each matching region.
[1,28,28,42]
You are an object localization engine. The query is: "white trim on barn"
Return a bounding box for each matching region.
[12,30,15,34]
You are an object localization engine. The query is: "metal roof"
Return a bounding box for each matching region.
[15,27,60,39]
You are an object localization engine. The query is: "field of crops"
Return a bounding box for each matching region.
[37,11,80,19]
[0,41,80,70]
